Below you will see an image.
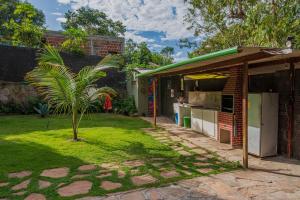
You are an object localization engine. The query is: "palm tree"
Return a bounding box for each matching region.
[26,45,118,141]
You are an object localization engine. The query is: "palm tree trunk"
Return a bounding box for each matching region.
[72,109,78,141]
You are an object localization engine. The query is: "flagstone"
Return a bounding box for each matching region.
[192,148,207,155]
[100,181,122,191]
[12,179,31,191]
[178,150,192,156]
[8,171,32,179]
[100,163,119,170]
[197,168,214,174]
[160,171,180,179]
[193,162,209,167]
[38,180,52,189]
[78,164,97,171]
[131,174,157,186]
[57,180,92,197]
[13,191,26,196]
[123,160,145,168]
[72,174,90,179]
[0,182,9,187]
[41,167,69,178]
[96,172,112,179]
[25,193,46,200]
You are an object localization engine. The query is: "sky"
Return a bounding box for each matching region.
[27,0,199,61]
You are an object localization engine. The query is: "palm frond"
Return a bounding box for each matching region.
[96,54,124,69]
[26,63,76,114]
[38,45,65,66]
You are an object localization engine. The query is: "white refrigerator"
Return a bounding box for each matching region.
[248,93,279,157]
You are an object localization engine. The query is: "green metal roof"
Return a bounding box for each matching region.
[137,47,239,77]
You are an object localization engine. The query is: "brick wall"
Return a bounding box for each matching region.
[218,67,243,148]
[44,31,124,57]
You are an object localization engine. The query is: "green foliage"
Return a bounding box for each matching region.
[160,46,174,58]
[62,7,126,36]
[34,103,50,118]
[0,0,45,47]
[113,96,137,116]
[26,45,119,140]
[124,39,173,76]
[185,0,300,54]
[61,28,88,55]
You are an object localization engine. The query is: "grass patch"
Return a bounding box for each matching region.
[0,114,239,199]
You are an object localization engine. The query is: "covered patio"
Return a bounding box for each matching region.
[137,46,300,167]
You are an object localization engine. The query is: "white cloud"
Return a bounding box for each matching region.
[125,31,155,43]
[174,51,186,62]
[52,12,63,16]
[56,17,67,23]
[55,0,193,41]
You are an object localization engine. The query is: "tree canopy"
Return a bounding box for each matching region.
[62,7,126,37]
[185,0,300,55]
[0,0,45,47]
[124,39,174,74]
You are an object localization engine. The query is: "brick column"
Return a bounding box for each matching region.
[218,67,243,148]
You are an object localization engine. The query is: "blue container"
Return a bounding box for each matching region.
[175,113,179,125]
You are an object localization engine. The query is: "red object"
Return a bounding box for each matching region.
[103,95,112,112]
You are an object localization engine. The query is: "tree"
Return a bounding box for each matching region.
[124,40,173,72]
[26,45,118,141]
[61,28,88,55]
[160,46,174,58]
[0,0,45,47]
[62,7,126,37]
[185,0,300,54]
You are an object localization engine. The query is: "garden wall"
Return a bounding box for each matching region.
[0,45,127,112]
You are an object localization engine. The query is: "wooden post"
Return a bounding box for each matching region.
[242,62,249,168]
[153,78,157,127]
[288,62,295,158]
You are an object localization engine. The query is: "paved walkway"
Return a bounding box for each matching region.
[80,117,300,200]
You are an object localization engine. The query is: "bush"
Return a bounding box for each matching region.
[112,96,137,116]
[0,96,42,114]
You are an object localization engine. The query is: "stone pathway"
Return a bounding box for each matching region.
[58,180,92,197]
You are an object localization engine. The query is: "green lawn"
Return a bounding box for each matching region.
[0,114,239,199]
[0,114,176,174]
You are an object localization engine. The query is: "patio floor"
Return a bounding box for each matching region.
[81,117,300,200]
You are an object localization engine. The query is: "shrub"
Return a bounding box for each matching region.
[112,96,137,116]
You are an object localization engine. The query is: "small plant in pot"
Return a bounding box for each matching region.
[34,103,49,118]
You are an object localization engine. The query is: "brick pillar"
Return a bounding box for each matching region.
[218,67,243,148]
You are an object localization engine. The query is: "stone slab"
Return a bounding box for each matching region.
[41,167,69,178]
[57,180,92,197]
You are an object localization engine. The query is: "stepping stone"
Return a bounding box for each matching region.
[78,164,97,171]
[193,162,209,167]
[182,142,197,148]
[25,193,46,200]
[152,162,164,167]
[197,168,213,174]
[57,180,92,197]
[100,163,119,170]
[118,170,126,178]
[195,156,208,161]
[13,191,26,196]
[12,179,31,191]
[160,170,180,179]
[8,171,32,179]
[192,148,207,154]
[178,150,192,156]
[0,182,9,187]
[38,180,52,189]
[41,167,69,178]
[72,174,90,179]
[96,172,112,179]
[131,174,157,186]
[123,160,144,168]
[100,181,122,190]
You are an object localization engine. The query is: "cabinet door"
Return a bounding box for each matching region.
[203,110,215,137]
[191,109,203,133]
[248,94,261,156]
